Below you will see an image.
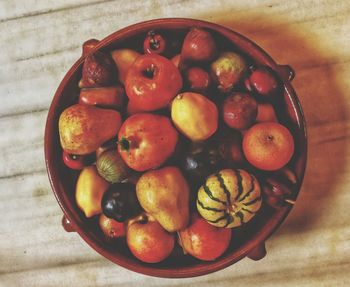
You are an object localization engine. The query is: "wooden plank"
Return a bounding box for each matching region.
[1,120,349,272]
[0,111,47,178]
[1,228,350,286]
[0,172,102,276]
[0,0,112,22]
[1,0,350,286]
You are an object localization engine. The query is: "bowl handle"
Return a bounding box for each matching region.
[277,64,295,82]
[247,242,266,261]
[82,39,100,56]
[62,215,76,232]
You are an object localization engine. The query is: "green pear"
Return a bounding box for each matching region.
[59,104,121,155]
[211,51,247,92]
[136,166,190,232]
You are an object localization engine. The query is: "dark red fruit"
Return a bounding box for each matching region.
[82,39,99,55]
[218,130,245,163]
[223,92,258,130]
[143,31,166,55]
[248,67,279,96]
[79,51,116,88]
[262,178,292,209]
[185,67,211,92]
[62,151,95,170]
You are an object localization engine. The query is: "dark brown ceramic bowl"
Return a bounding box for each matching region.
[44,18,307,278]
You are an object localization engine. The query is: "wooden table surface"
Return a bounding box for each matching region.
[1,0,350,286]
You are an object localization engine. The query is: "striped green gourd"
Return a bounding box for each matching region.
[197,169,261,228]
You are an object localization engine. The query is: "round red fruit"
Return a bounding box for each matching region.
[99,214,126,239]
[185,67,211,92]
[223,92,258,130]
[62,151,94,170]
[125,54,182,112]
[118,113,178,172]
[248,67,279,96]
[179,213,231,261]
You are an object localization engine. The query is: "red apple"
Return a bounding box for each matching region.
[179,213,231,261]
[125,54,182,112]
[185,67,211,93]
[118,113,178,172]
[127,219,175,263]
[223,92,258,130]
[247,67,279,96]
[242,122,294,171]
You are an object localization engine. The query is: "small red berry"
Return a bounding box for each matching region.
[62,151,94,170]
[143,31,166,55]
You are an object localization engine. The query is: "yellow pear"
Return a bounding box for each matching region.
[76,166,109,217]
[111,49,140,84]
[59,104,121,155]
[136,166,190,232]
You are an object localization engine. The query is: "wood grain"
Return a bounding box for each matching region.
[1,0,350,286]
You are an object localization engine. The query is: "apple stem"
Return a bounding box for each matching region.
[176,231,187,255]
[118,137,130,151]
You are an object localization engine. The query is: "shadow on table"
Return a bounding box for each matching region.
[200,13,349,236]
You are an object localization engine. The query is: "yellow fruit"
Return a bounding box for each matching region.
[76,166,109,217]
[197,169,261,228]
[171,92,218,141]
[136,166,190,232]
[59,104,122,155]
[111,49,140,84]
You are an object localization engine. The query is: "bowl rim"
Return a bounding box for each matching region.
[44,17,307,278]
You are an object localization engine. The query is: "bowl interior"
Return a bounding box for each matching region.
[45,18,307,278]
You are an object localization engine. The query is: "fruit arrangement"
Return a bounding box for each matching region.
[57,26,301,264]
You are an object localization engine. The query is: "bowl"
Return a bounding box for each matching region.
[44,18,307,278]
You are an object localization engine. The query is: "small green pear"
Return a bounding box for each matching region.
[136,166,190,232]
[211,52,247,92]
[59,104,121,155]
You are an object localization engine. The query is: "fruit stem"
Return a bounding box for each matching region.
[285,198,295,205]
[176,231,188,255]
[142,64,155,79]
[118,137,130,151]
